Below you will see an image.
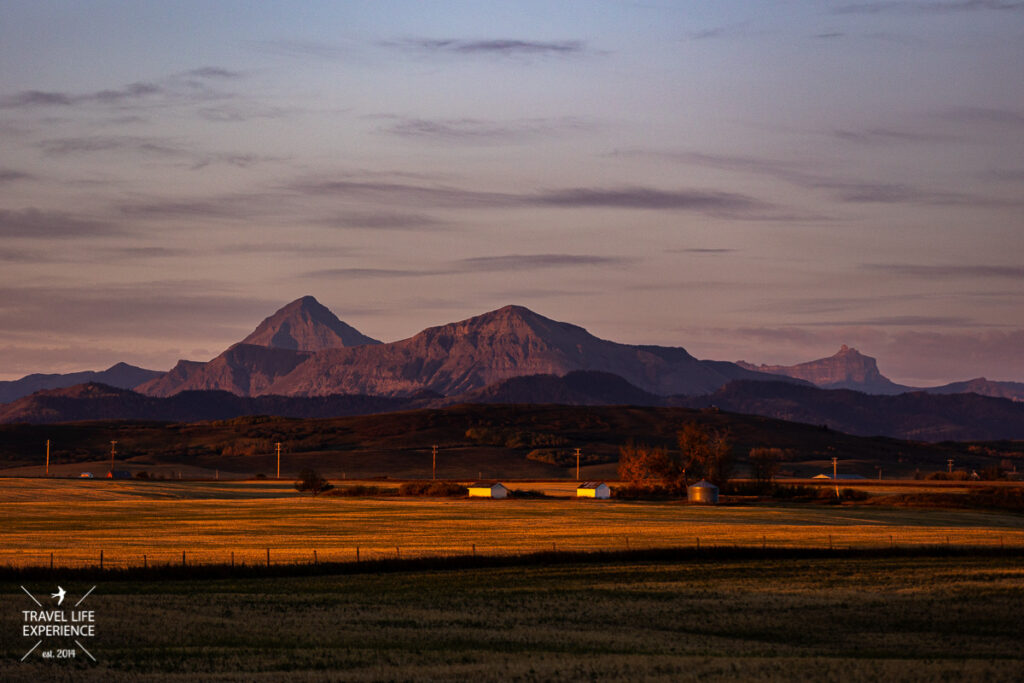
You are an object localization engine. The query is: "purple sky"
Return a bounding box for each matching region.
[1,1,1023,385]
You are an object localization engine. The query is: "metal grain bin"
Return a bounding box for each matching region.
[687,480,719,504]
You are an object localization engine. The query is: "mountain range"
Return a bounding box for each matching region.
[2,296,1023,441]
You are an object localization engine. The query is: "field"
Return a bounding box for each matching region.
[3,553,1023,681]
[2,479,1023,569]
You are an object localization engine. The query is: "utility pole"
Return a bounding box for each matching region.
[831,456,839,498]
[947,458,954,474]
[45,440,50,477]
[575,448,581,482]
[276,442,282,479]
[110,441,117,473]
[432,444,437,480]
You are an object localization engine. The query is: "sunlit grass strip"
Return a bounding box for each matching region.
[3,544,1024,582]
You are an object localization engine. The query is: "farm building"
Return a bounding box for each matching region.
[79,472,93,478]
[576,482,610,499]
[812,474,866,480]
[107,470,132,479]
[468,482,508,499]
[687,480,719,504]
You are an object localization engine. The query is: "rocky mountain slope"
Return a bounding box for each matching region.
[138,303,795,399]
[0,362,162,404]
[240,295,380,351]
[737,345,911,394]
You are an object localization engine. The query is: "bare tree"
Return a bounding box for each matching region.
[294,469,334,496]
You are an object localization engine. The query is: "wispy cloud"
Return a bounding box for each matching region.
[833,1,1024,14]
[0,83,163,109]
[180,67,243,79]
[317,211,447,231]
[673,248,739,254]
[0,169,33,184]
[457,254,631,271]
[117,194,269,221]
[384,37,587,56]
[379,116,588,143]
[248,39,353,61]
[0,208,116,238]
[832,127,950,144]
[863,263,1024,279]
[624,149,1020,208]
[305,253,631,279]
[287,176,781,218]
[39,135,186,158]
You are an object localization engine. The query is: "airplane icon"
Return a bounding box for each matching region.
[50,586,66,606]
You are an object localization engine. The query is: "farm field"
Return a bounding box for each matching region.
[1,479,1023,569]
[2,553,1023,681]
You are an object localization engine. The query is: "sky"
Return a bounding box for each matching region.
[1,0,1023,386]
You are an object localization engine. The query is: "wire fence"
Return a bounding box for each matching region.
[4,532,1022,573]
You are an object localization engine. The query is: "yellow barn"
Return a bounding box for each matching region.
[576,482,610,499]
[468,482,508,499]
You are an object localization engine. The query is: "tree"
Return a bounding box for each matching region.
[677,423,734,488]
[294,468,334,496]
[617,441,672,487]
[749,448,785,488]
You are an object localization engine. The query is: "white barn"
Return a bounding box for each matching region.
[468,482,509,499]
[576,482,610,499]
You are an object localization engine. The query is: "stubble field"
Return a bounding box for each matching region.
[1,478,1023,569]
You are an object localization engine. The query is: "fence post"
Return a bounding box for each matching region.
[182,550,186,567]
[100,550,103,570]
[231,551,234,568]
[266,548,270,567]
[143,554,147,569]
[314,549,318,566]
[396,546,400,559]
[356,546,360,562]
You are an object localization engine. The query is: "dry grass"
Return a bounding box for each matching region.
[1,478,1022,569]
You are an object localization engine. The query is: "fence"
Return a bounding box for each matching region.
[4,532,1022,574]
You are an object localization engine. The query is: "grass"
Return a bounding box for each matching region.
[2,553,1022,680]
[1,478,1023,569]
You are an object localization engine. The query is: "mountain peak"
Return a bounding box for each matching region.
[736,346,910,394]
[241,296,380,352]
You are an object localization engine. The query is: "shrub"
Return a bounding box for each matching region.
[398,481,468,497]
[325,484,395,497]
[294,469,334,496]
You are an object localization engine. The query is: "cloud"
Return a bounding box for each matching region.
[863,263,1024,279]
[182,67,242,79]
[625,149,1019,208]
[0,208,116,238]
[38,135,186,158]
[833,1,1024,14]
[673,248,738,254]
[287,176,781,218]
[379,116,588,143]
[801,315,979,327]
[117,194,268,221]
[0,169,32,184]
[385,37,587,56]
[0,91,75,107]
[533,186,770,214]
[0,83,162,108]
[832,127,950,144]
[92,82,163,103]
[248,39,353,61]
[305,253,630,279]
[984,169,1024,182]
[457,254,632,271]
[317,211,447,231]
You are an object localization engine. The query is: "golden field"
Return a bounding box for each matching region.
[1,478,1022,569]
